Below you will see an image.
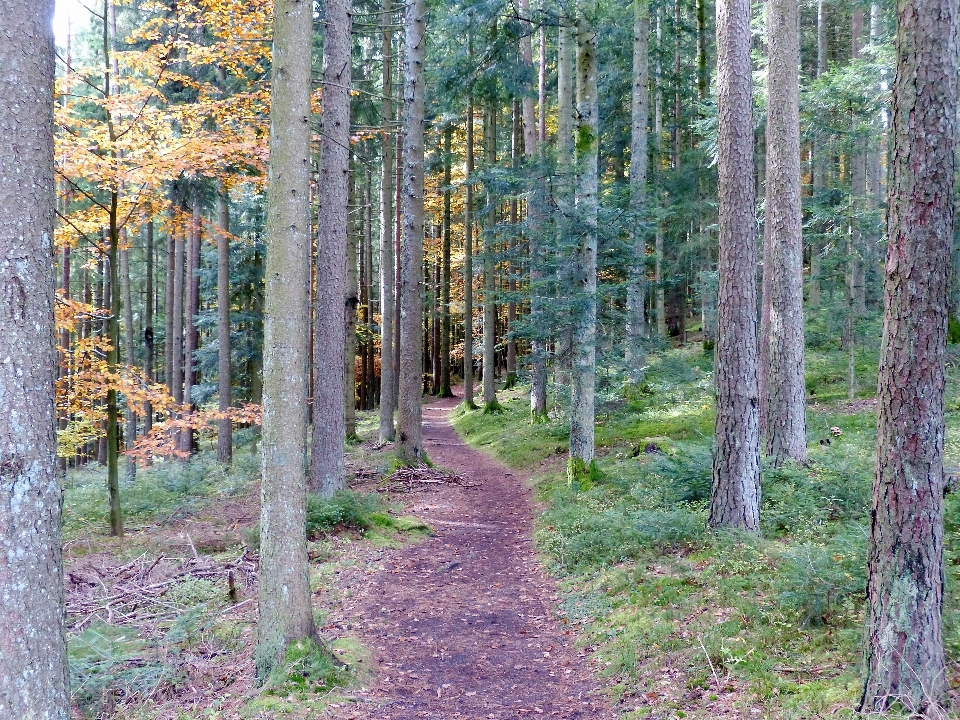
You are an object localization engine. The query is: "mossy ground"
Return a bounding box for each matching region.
[452,345,960,717]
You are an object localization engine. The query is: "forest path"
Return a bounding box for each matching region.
[339,394,611,719]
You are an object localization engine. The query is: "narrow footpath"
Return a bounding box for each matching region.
[340,395,611,719]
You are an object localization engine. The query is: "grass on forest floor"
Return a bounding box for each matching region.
[63,411,426,719]
[453,345,960,719]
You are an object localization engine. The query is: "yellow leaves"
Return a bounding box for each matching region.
[54,3,273,249]
[126,404,262,463]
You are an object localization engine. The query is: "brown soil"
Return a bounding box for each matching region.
[338,395,611,719]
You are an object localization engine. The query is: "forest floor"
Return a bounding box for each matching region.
[63,394,612,719]
[63,343,960,720]
[331,394,610,718]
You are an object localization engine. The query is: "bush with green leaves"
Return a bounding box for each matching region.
[775,525,867,626]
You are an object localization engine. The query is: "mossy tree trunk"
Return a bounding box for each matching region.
[568,0,599,482]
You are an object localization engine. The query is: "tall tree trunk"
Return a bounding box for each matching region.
[849,10,867,318]
[171,220,185,411]
[144,221,154,434]
[808,0,827,310]
[504,102,520,391]
[523,0,548,421]
[256,0,317,682]
[379,0,397,441]
[482,100,501,411]
[569,0,598,483]
[709,0,761,531]
[394,129,402,407]
[180,189,201,454]
[164,228,175,392]
[120,234,137,480]
[345,165,359,439]
[654,8,667,339]
[860,0,958,708]
[311,0,352,495]
[216,184,232,463]
[363,169,375,409]
[626,0,650,372]
[463,89,477,408]
[438,125,454,397]
[864,2,882,310]
[555,21,575,383]
[0,3,70,713]
[760,0,806,466]
[396,0,427,463]
[431,237,441,393]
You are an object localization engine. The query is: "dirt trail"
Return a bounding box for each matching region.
[341,395,610,719]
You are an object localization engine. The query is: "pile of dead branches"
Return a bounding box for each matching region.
[66,549,257,632]
[378,465,480,493]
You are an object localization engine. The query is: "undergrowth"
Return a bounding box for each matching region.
[453,345,960,718]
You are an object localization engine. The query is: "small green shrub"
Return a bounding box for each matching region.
[633,508,706,549]
[648,444,713,504]
[306,490,393,537]
[775,526,867,626]
[761,464,829,538]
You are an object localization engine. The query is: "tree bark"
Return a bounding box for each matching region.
[626,0,650,372]
[859,0,958,708]
[164,226,176,392]
[760,0,806,466]
[180,189,201,455]
[217,183,232,463]
[654,8,667,339]
[709,0,761,531]
[311,0,352,495]
[379,0,397,441]
[256,0,317,682]
[523,0,547,421]
[0,3,70,715]
[144,221,154,434]
[463,90,477,408]
[569,0,598,482]
[808,0,827,310]
[482,101,500,411]
[120,234,137,480]
[345,165,359,438]
[396,0,427,463]
[554,21,575,383]
[439,127,454,398]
